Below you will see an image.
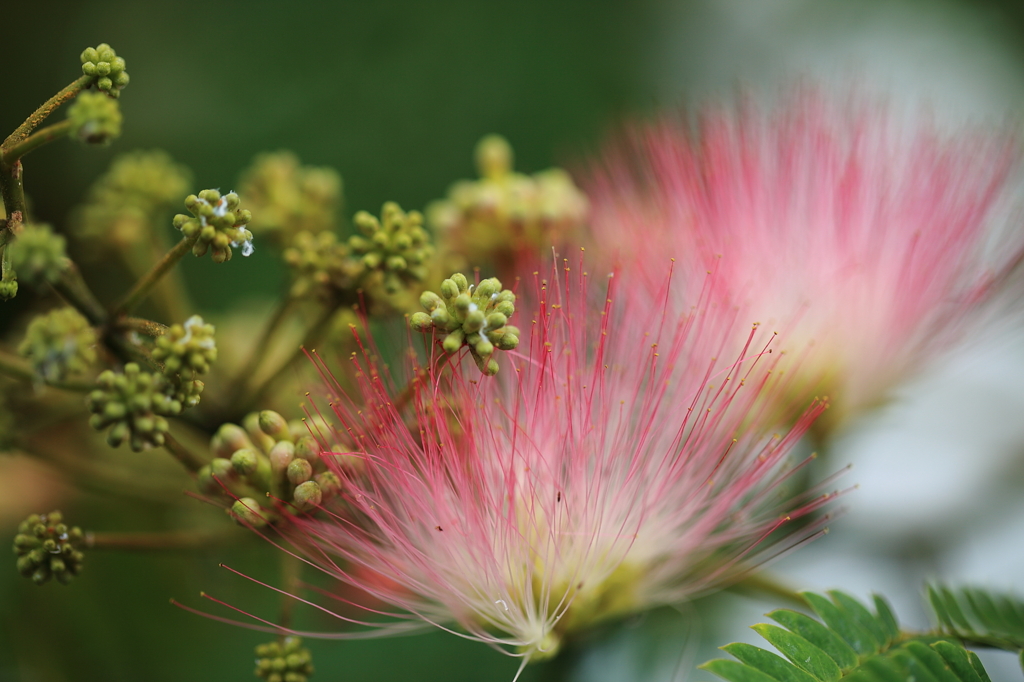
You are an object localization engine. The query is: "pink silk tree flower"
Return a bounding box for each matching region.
[586,96,1024,436]
[273,261,834,667]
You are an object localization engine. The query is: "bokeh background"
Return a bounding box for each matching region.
[3,1,1024,681]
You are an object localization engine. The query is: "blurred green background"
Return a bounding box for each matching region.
[5,1,1024,681]
[0,2,658,681]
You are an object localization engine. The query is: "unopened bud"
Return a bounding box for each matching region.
[292,481,322,510]
[287,459,313,485]
[269,440,295,475]
[230,498,267,527]
[293,436,320,464]
[211,423,253,458]
[230,448,260,477]
[258,410,291,442]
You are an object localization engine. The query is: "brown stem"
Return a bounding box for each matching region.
[85,527,241,551]
[729,571,810,609]
[112,234,198,317]
[277,552,303,630]
[51,263,108,326]
[3,75,92,149]
[231,297,295,393]
[1,120,72,164]
[116,316,168,337]
[239,306,334,413]
[162,431,207,473]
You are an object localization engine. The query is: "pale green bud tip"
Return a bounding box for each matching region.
[230,448,260,476]
[230,498,267,527]
[18,307,98,382]
[294,436,319,463]
[211,423,253,458]
[67,91,122,144]
[80,44,129,98]
[292,481,322,510]
[412,272,518,375]
[9,223,68,288]
[269,440,296,473]
[287,458,313,485]
[258,410,291,441]
[13,511,85,585]
[475,134,514,179]
[255,636,314,682]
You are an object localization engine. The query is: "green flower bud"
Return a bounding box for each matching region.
[230,448,260,477]
[86,363,181,451]
[80,44,129,98]
[292,480,322,510]
[269,440,295,475]
[13,511,85,585]
[238,151,343,248]
[314,470,342,501]
[410,273,519,375]
[475,134,514,179]
[293,436,319,463]
[426,135,588,265]
[282,230,353,300]
[259,410,292,442]
[211,423,254,458]
[0,279,17,301]
[254,637,314,682]
[286,458,313,485]
[18,307,98,382]
[409,311,432,331]
[152,315,217,376]
[73,151,193,247]
[67,91,122,144]
[9,224,68,288]
[243,411,276,453]
[230,498,268,528]
[347,202,434,294]
[175,190,253,263]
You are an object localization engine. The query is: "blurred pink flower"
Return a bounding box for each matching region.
[279,262,833,664]
[586,95,1024,434]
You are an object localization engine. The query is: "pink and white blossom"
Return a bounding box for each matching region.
[279,261,833,663]
[586,95,1024,433]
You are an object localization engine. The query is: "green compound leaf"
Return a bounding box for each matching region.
[927,584,1024,654]
[702,591,999,682]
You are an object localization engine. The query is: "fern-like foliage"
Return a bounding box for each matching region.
[928,585,1024,653]
[702,590,996,682]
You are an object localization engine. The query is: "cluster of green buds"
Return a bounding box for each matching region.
[198,411,350,526]
[80,43,129,98]
[426,135,589,265]
[74,150,193,246]
[254,637,314,682]
[13,511,85,585]
[349,202,433,295]
[238,151,343,248]
[282,231,354,300]
[66,91,122,144]
[18,307,98,383]
[86,363,182,450]
[151,315,217,408]
[173,190,254,263]
[410,273,519,375]
[9,223,68,289]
